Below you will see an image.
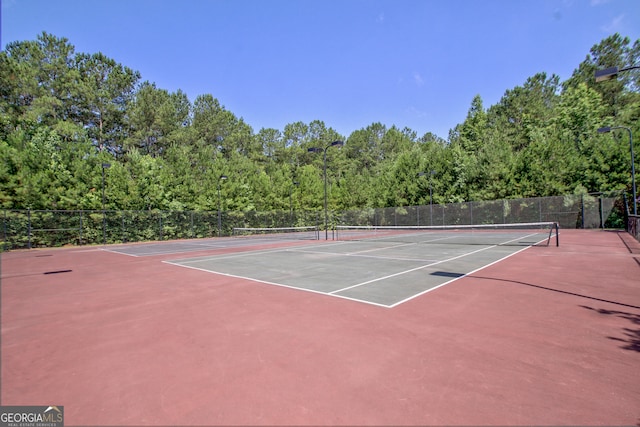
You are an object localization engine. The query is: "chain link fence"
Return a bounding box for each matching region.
[1,209,322,250]
[1,192,630,250]
[338,192,626,230]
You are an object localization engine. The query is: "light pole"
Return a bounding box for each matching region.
[308,140,344,239]
[101,163,111,244]
[598,126,636,215]
[418,170,436,225]
[218,175,228,237]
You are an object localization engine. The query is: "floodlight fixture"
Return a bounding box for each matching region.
[594,65,640,83]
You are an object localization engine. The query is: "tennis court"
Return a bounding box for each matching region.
[166,223,558,307]
[103,226,321,257]
[1,225,639,426]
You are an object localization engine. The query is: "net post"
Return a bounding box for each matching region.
[545,222,559,247]
[555,222,559,247]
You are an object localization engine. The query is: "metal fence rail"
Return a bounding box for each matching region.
[1,192,628,250]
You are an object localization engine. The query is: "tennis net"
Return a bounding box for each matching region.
[335,222,559,247]
[232,226,320,240]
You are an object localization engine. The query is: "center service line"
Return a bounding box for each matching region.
[328,232,542,295]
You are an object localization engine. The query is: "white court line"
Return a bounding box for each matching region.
[168,246,295,263]
[161,239,349,262]
[189,242,233,248]
[164,243,519,309]
[171,241,437,265]
[342,240,422,255]
[102,241,248,257]
[102,247,201,257]
[329,245,494,294]
[164,231,553,308]
[162,259,392,308]
[339,232,461,245]
[387,244,534,308]
[100,247,141,257]
[290,248,439,263]
[330,232,542,295]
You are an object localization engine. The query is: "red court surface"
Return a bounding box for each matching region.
[1,229,639,426]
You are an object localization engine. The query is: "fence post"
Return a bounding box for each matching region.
[27,209,32,249]
[79,211,83,245]
[102,208,106,245]
[624,194,630,234]
[503,200,507,224]
[623,192,630,216]
[2,210,7,251]
[539,198,542,223]
[581,194,585,229]
[599,196,604,229]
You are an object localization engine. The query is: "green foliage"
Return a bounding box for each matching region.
[0,32,638,216]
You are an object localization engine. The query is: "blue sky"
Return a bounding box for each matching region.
[2,0,639,139]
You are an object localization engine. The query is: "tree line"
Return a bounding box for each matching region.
[0,32,638,215]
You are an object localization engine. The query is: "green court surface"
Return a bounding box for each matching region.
[166,238,546,307]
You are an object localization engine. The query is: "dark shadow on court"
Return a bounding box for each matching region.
[581,306,640,353]
[468,275,640,310]
[468,274,640,353]
[430,271,464,278]
[612,230,640,254]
